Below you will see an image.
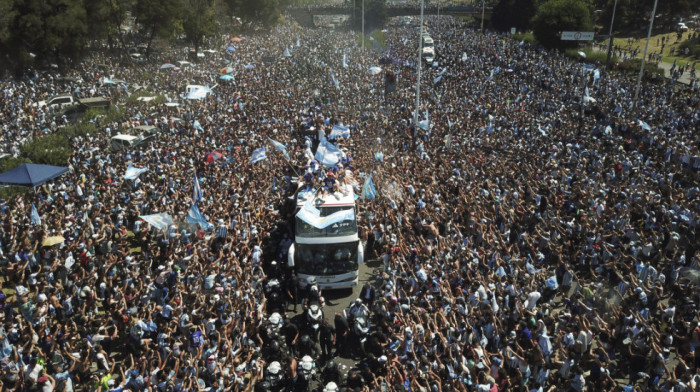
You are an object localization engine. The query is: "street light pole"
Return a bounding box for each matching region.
[361,0,365,49]
[605,0,618,67]
[480,0,485,33]
[633,0,658,109]
[413,0,424,147]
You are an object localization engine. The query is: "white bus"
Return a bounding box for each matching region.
[288,184,363,289]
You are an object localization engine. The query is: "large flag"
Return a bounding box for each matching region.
[362,173,377,201]
[187,204,213,230]
[329,125,350,140]
[582,63,595,75]
[193,171,203,204]
[296,207,355,229]
[193,120,203,131]
[30,204,41,226]
[139,213,173,230]
[330,69,340,90]
[250,147,267,163]
[268,138,290,160]
[314,137,342,167]
[124,166,148,180]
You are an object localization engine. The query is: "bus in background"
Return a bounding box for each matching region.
[288,184,363,289]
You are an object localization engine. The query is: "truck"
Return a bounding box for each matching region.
[288,184,363,289]
[35,95,111,110]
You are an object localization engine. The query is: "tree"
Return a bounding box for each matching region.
[225,0,282,27]
[351,0,387,32]
[601,0,697,32]
[84,0,134,51]
[182,0,216,53]
[531,0,593,49]
[134,0,183,57]
[492,0,537,32]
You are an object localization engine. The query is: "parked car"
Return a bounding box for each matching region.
[678,22,689,32]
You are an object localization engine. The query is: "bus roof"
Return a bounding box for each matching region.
[297,184,355,207]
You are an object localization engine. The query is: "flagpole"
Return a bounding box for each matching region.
[361,0,365,50]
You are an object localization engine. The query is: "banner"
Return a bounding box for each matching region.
[250,147,267,163]
[124,166,148,180]
[187,204,213,230]
[296,207,355,229]
[139,213,173,230]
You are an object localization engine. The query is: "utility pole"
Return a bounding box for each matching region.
[413,0,424,147]
[633,0,658,109]
[605,0,618,67]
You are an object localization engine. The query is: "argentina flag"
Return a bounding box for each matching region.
[250,147,267,163]
[187,204,214,230]
[193,171,203,204]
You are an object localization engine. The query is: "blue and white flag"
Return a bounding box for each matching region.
[582,63,595,74]
[374,151,384,162]
[187,204,213,230]
[283,47,291,57]
[637,120,651,131]
[614,104,622,114]
[329,124,350,140]
[30,204,41,226]
[330,69,340,90]
[244,64,255,70]
[433,75,442,84]
[538,125,547,136]
[124,166,148,180]
[268,137,290,160]
[362,173,377,201]
[585,86,590,98]
[314,137,343,167]
[296,207,355,229]
[250,147,267,163]
[448,119,454,129]
[342,53,348,68]
[296,37,300,47]
[593,69,600,84]
[193,120,203,131]
[488,66,500,80]
[193,171,203,204]
[139,213,173,231]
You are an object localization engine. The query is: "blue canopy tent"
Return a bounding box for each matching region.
[0,163,69,188]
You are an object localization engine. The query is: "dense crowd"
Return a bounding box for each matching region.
[1,13,699,392]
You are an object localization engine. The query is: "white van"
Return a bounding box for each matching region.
[422,36,434,49]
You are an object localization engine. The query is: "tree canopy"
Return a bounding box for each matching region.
[491,0,537,33]
[531,0,593,49]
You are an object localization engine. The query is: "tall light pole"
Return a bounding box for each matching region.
[633,0,658,109]
[413,0,424,146]
[361,0,365,49]
[480,0,485,33]
[605,0,618,66]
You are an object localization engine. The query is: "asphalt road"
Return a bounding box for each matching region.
[286,257,385,389]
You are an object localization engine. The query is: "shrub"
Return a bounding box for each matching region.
[616,59,665,82]
[20,134,72,166]
[677,39,700,58]
[564,48,618,64]
[513,32,536,45]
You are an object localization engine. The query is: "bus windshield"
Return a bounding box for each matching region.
[295,242,358,275]
[295,206,357,237]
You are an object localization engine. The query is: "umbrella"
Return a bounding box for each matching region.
[231,37,243,42]
[578,51,586,58]
[204,152,223,163]
[220,75,234,80]
[220,67,234,74]
[160,63,176,69]
[226,46,236,52]
[368,66,382,75]
[42,236,65,247]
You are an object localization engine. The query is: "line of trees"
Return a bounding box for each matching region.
[492,0,698,49]
[0,0,290,76]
